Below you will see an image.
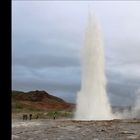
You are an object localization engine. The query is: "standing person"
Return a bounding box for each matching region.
[29,114,32,120]
[23,114,25,120]
[26,114,28,120]
[23,114,28,120]
[53,112,57,120]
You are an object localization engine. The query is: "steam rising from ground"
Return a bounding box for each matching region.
[133,88,140,117]
[114,88,140,119]
[75,13,114,120]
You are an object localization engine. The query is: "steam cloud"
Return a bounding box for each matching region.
[74,13,114,120]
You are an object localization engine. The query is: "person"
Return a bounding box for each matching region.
[53,111,57,120]
[23,114,28,120]
[29,114,32,120]
[23,114,25,120]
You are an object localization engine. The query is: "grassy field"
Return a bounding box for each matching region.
[12,104,74,120]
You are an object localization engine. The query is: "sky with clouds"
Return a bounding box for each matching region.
[12,1,140,106]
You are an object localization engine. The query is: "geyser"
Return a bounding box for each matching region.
[75,13,113,120]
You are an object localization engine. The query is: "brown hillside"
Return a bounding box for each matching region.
[12,90,75,111]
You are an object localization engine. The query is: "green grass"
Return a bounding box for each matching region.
[12,102,74,119]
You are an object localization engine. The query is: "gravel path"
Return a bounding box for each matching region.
[12,119,140,140]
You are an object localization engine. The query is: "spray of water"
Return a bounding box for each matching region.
[113,88,140,119]
[75,13,114,120]
[132,88,140,117]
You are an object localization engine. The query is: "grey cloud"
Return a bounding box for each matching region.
[13,53,79,68]
[107,81,137,106]
[12,38,80,68]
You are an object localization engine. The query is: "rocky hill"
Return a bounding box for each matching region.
[12,90,75,112]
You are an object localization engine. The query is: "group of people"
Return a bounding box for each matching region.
[23,114,38,120]
[22,111,57,120]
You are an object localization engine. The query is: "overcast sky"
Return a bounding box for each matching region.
[12,1,140,106]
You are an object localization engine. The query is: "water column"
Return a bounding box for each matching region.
[75,13,113,120]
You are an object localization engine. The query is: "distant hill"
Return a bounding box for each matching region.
[12,90,75,112]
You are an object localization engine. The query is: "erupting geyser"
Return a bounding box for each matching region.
[75,13,114,120]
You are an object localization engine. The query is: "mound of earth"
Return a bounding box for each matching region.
[12,90,75,111]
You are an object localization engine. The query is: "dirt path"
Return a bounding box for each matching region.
[12,119,140,140]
